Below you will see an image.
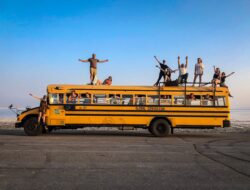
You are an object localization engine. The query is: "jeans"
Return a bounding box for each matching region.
[178,73,188,84]
[155,72,166,86]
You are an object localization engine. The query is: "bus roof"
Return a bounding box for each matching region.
[47,84,228,93]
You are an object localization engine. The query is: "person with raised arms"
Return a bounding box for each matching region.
[154,56,172,86]
[79,53,109,84]
[178,56,189,84]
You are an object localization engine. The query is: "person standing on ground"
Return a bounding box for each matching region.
[79,53,109,84]
[193,57,204,86]
[154,56,171,86]
[178,56,189,84]
[29,93,48,130]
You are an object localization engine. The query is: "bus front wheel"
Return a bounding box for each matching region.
[23,117,43,136]
[150,119,171,137]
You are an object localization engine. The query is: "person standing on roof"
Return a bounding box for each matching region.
[79,53,109,84]
[154,56,172,86]
[193,57,204,86]
[178,56,189,84]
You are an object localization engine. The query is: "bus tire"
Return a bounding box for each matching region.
[148,126,153,134]
[150,119,171,137]
[48,126,54,133]
[23,117,42,136]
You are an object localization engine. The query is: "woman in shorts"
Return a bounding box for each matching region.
[29,93,48,127]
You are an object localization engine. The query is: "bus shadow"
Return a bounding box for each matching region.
[0,129,26,136]
[173,133,215,139]
[0,129,217,138]
[50,129,153,137]
[0,128,153,137]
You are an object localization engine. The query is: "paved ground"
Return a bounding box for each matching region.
[0,128,250,190]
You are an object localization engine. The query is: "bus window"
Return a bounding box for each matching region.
[160,95,172,105]
[202,94,213,106]
[174,96,184,105]
[49,94,64,104]
[186,94,201,106]
[67,91,79,104]
[121,95,133,105]
[93,94,107,104]
[215,96,226,106]
[59,94,64,104]
[147,95,159,105]
[135,95,146,105]
[80,93,91,104]
[108,94,120,105]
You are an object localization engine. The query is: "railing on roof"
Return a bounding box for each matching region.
[157,81,218,107]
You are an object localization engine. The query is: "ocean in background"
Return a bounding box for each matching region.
[0,107,18,121]
[0,107,249,122]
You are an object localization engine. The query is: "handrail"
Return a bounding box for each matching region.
[157,81,218,107]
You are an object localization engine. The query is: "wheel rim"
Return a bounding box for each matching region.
[157,123,167,134]
[27,120,39,131]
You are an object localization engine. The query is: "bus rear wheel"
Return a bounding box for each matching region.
[23,117,43,136]
[150,119,171,137]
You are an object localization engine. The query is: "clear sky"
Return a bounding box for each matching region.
[0,0,250,109]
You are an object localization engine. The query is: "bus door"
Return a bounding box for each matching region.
[48,93,65,126]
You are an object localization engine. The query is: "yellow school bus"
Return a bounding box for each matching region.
[15,84,230,136]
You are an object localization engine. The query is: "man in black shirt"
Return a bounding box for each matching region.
[154,56,171,86]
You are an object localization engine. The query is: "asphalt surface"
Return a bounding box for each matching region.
[0,128,250,190]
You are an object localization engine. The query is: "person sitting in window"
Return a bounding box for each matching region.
[59,94,64,104]
[136,95,145,105]
[160,95,167,105]
[186,93,196,105]
[161,95,172,105]
[80,93,91,104]
[109,94,118,104]
[68,90,78,103]
[202,94,213,106]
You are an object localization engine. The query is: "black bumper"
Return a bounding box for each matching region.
[15,122,22,128]
[223,120,231,128]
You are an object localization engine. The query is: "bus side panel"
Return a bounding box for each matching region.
[171,117,227,128]
[64,115,153,126]
[47,105,66,126]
